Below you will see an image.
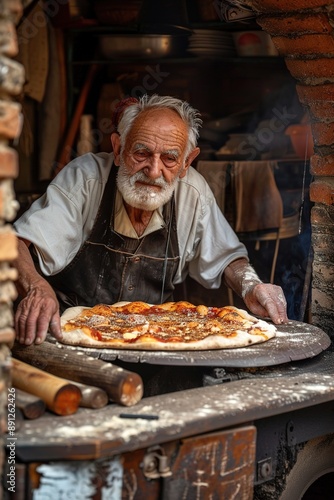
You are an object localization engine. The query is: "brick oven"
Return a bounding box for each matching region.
[241,0,334,338]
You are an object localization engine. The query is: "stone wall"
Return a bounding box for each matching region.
[0,1,24,497]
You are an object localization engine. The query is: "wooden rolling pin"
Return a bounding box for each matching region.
[64,380,108,409]
[12,342,143,407]
[16,388,46,419]
[16,377,107,413]
[11,359,82,416]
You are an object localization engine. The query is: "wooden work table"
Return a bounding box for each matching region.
[13,349,334,463]
[4,349,334,498]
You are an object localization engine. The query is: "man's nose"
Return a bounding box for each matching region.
[144,155,163,179]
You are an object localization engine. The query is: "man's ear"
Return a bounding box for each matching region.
[179,147,200,178]
[111,133,121,166]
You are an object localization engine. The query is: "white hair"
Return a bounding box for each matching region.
[117,94,202,157]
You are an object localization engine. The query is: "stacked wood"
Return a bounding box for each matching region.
[12,341,144,407]
[11,366,110,418]
[11,359,82,416]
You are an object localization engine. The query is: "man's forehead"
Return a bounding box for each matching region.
[125,108,189,149]
[131,108,186,132]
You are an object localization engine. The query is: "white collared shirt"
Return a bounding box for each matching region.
[14,152,248,289]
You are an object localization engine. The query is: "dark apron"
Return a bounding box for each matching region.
[45,164,180,312]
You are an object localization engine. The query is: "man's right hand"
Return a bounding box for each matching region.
[15,281,63,345]
[14,238,64,345]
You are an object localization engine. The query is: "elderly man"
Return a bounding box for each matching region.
[14,94,288,346]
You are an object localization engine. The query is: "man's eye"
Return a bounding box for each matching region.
[134,151,148,160]
[162,155,177,165]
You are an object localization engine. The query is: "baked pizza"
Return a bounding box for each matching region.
[60,301,276,351]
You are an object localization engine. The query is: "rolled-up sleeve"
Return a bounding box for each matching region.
[13,153,111,276]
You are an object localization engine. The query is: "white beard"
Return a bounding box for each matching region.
[116,158,182,211]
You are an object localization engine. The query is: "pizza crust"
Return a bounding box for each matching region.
[60,303,276,351]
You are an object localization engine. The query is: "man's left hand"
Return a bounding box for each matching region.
[243,283,288,325]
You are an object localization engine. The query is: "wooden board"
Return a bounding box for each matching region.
[48,320,331,368]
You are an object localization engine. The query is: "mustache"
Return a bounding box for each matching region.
[129,170,169,188]
[117,157,179,211]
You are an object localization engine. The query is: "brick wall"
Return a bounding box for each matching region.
[243,0,334,336]
[0,1,24,497]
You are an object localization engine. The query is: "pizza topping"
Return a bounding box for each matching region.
[86,315,111,327]
[122,314,148,325]
[196,305,208,316]
[123,331,140,340]
[61,301,276,350]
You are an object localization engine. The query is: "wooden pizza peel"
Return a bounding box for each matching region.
[46,320,331,369]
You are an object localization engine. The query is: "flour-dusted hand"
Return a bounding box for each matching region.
[223,258,288,325]
[242,283,288,325]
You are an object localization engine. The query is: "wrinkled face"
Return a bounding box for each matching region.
[113,108,199,210]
